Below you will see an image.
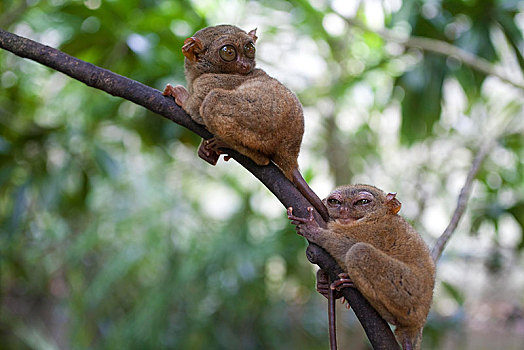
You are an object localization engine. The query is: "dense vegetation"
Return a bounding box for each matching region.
[1,1,523,349]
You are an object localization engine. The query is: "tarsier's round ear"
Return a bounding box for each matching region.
[248,28,258,42]
[386,192,401,214]
[182,37,204,62]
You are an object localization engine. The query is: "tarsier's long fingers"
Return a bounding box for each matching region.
[330,273,354,310]
[207,138,230,151]
[306,206,315,221]
[162,83,175,97]
[316,281,330,298]
[338,273,350,279]
[197,139,220,165]
[287,207,303,222]
[317,271,345,300]
[287,207,315,223]
[288,207,321,239]
[162,84,189,107]
[203,138,234,162]
[316,269,330,299]
[202,139,221,155]
[318,285,350,311]
[331,273,355,291]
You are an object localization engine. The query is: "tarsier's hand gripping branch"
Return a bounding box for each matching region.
[287,207,322,239]
[288,207,355,300]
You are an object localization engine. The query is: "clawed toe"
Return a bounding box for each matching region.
[316,282,330,298]
[287,207,315,223]
[330,273,354,291]
[207,138,229,150]
[196,138,234,165]
[163,84,189,107]
[197,139,220,165]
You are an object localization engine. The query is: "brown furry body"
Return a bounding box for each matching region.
[289,184,435,349]
[172,25,303,180]
[184,68,303,179]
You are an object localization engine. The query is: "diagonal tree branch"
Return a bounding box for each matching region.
[0,29,399,349]
[431,139,494,262]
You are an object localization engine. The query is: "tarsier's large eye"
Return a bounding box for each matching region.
[244,42,255,58]
[219,45,237,61]
[355,198,371,206]
[327,198,341,206]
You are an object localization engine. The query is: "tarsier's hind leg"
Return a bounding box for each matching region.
[344,242,425,327]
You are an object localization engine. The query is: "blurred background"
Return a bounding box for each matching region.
[1,0,524,349]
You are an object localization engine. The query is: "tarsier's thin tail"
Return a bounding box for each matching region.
[395,326,423,350]
[291,168,329,222]
[328,277,338,350]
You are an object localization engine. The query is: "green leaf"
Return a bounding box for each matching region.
[94,146,119,178]
[508,201,524,251]
[396,54,447,144]
[441,281,465,306]
[495,10,524,72]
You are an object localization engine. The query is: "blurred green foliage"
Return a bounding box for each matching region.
[1,0,524,349]
[395,0,524,143]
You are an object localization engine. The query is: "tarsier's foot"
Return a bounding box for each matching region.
[331,273,354,309]
[287,207,321,240]
[316,275,330,298]
[197,139,221,165]
[163,84,189,107]
[317,277,345,301]
[207,138,230,154]
[197,138,232,165]
[331,273,355,293]
[287,207,314,226]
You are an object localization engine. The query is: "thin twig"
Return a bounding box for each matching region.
[344,17,524,91]
[0,28,399,349]
[431,140,494,262]
[307,245,400,349]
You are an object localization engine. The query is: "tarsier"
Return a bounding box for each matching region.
[288,185,436,350]
[163,24,328,221]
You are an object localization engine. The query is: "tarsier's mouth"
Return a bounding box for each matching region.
[336,216,362,224]
[237,65,253,74]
